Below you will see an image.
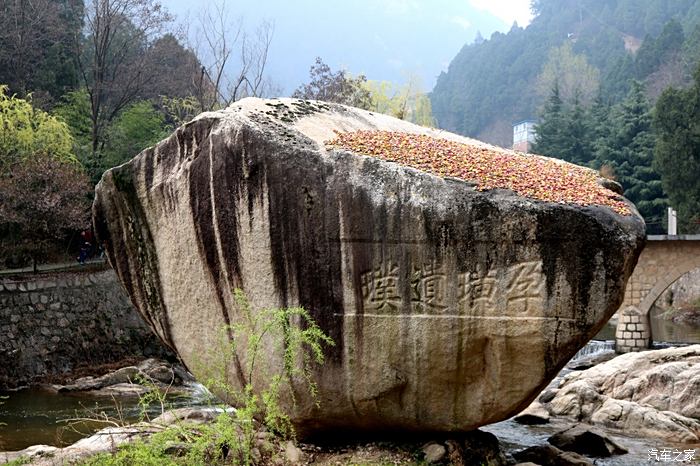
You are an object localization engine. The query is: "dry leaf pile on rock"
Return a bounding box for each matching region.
[326,130,630,215]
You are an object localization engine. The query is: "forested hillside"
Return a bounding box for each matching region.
[431,0,700,147]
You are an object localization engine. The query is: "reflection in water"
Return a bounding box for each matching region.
[0,388,141,451]
[595,312,700,345]
[650,306,700,344]
[0,385,210,452]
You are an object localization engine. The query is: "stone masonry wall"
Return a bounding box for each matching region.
[615,306,651,353]
[0,268,171,389]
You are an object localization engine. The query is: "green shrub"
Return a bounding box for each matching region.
[0,85,76,168]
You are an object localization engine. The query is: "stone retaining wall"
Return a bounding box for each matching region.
[0,269,171,389]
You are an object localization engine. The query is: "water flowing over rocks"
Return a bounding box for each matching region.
[92,97,645,435]
[544,345,700,442]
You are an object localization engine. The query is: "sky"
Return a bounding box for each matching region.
[162,0,534,95]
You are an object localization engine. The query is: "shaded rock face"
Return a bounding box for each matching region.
[513,444,593,466]
[93,98,645,436]
[547,425,628,457]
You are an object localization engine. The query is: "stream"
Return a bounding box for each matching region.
[0,383,212,452]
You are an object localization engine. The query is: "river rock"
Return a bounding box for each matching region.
[514,400,550,424]
[50,358,190,396]
[0,425,161,466]
[461,429,508,465]
[284,441,304,464]
[93,97,645,435]
[513,444,593,466]
[54,366,141,392]
[422,442,447,463]
[153,406,225,426]
[545,345,700,442]
[548,425,627,457]
[566,351,616,371]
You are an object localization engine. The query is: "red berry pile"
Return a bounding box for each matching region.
[325,130,630,215]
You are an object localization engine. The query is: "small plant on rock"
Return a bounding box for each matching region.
[83,291,334,465]
[190,289,334,462]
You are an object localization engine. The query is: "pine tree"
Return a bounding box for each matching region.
[534,85,595,166]
[654,65,700,232]
[588,95,612,152]
[598,81,667,232]
[560,94,594,166]
[532,83,567,157]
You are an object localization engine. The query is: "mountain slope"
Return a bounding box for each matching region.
[431,0,700,147]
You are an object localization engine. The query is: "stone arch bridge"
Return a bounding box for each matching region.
[615,235,700,352]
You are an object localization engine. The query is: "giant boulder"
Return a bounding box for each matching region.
[93,98,645,436]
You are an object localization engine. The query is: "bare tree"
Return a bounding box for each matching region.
[292,57,372,109]
[0,0,81,100]
[76,0,172,156]
[187,0,276,111]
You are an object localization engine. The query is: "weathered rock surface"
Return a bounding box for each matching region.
[544,345,700,442]
[46,358,194,397]
[514,400,550,425]
[513,444,593,466]
[461,430,508,466]
[547,425,627,457]
[422,442,447,463]
[93,97,645,435]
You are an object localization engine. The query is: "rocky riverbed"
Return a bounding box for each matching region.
[3,345,699,465]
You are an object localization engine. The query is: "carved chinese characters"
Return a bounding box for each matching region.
[360,261,545,316]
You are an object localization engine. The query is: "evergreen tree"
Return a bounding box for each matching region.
[0,0,83,104]
[533,85,595,165]
[560,94,594,165]
[654,66,700,232]
[635,19,684,78]
[431,1,700,144]
[601,54,634,101]
[588,95,612,147]
[597,81,667,232]
[532,83,567,157]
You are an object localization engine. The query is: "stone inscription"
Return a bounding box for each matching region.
[360,261,544,315]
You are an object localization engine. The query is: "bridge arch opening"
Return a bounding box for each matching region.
[648,267,700,345]
[639,264,700,317]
